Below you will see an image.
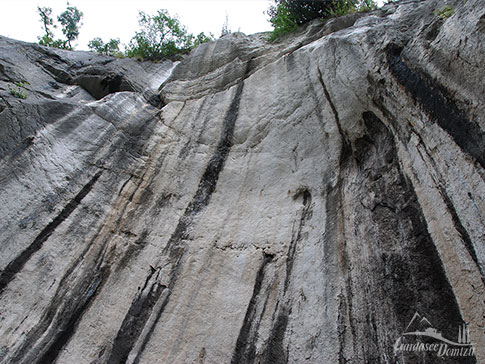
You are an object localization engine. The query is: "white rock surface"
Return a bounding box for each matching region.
[0,0,483,363]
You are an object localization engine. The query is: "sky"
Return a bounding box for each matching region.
[0,0,274,51]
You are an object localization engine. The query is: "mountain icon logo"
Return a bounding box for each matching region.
[393,312,475,358]
[401,312,471,346]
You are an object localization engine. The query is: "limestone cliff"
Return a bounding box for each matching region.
[0,0,484,363]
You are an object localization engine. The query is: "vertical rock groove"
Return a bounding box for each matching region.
[231,188,312,364]
[316,66,352,164]
[325,166,354,364]
[0,170,102,294]
[263,191,312,364]
[261,306,290,364]
[351,111,476,363]
[386,43,485,168]
[106,268,167,364]
[37,269,108,364]
[107,81,245,364]
[231,252,274,364]
[10,241,111,364]
[437,186,485,285]
[284,188,312,293]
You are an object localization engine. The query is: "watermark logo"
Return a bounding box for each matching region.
[394,312,475,358]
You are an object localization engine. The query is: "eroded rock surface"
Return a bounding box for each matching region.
[0,0,483,363]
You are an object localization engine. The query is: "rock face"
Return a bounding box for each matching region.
[0,0,484,363]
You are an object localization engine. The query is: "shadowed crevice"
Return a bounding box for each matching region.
[351,111,476,363]
[231,253,274,364]
[284,188,312,293]
[0,170,103,294]
[386,43,485,168]
[437,186,485,285]
[316,66,352,164]
[107,80,246,364]
[37,268,109,364]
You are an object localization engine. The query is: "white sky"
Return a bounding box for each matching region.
[0,0,274,50]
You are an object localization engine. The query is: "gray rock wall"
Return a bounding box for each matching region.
[0,0,483,363]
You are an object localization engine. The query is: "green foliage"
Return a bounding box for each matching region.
[37,3,82,50]
[327,0,377,18]
[38,6,55,39]
[37,6,62,48]
[188,32,215,47]
[88,37,123,57]
[57,4,83,49]
[38,35,70,49]
[38,5,213,59]
[267,0,377,41]
[326,0,354,17]
[126,10,214,61]
[8,81,30,99]
[358,0,378,12]
[267,3,299,41]
[435,5,455,19]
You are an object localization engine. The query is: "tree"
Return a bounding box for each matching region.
[37,3,83,50]
[38,7,55,39]
[37,6,57,47]
[188,32,215,48]
[267,0,376,41]
[88,37,122,57]
[126,10,213,60]
[266,2,299,41]
[57,3,83,49]
[268,0,336,26]
[220,14,231,37]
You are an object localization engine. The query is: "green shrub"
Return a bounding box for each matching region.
[435,5,455,19]
[8,82,29,99]
[327,0,377,17]
[125,10,214,61]
[57,4,83,49]
[267,0,377,41]
[37,4,83,50]
[267,3,299,41]
[38,35,70,49]
[88,37,123,57]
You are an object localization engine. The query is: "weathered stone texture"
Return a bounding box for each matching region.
[0,0,483,363]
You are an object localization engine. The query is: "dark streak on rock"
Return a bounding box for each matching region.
[284,188,312,293]
[37,268,109,364]
[437,186,485,284]
[377,103,483,285]
[9,225,113,364]
[353,111,476,363]
[107,80,246,364]
[179,81,245,223]
[317,66,352,164]
[117,175,133,196]
[231,188,311,364]
[115,230,149,274]
[0,170,102,294]
[262,307,290,364]
[129,289,172,364]
[106,268,166,364]
[386,43,485,168]
[231,252,274,364]
[318,83,358,361]
[336,293,348,364]
[11,136,35,158]
[325,176,354,363]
